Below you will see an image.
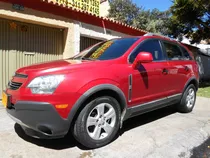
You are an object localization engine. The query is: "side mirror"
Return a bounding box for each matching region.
[132,52,153,69]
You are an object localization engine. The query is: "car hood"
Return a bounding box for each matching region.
[16,59,96,75]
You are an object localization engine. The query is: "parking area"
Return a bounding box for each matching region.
[0,97,210,158]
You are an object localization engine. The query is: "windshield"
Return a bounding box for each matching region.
[72,38,139,60]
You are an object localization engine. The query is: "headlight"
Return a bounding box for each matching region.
[27,75,65,94]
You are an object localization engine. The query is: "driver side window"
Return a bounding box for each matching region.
[129,39,164,63]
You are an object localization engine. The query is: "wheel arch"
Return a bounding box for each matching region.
[67,84,127,129]
[183,77,199,92]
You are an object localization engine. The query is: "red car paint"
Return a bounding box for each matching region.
[5,35,199,120]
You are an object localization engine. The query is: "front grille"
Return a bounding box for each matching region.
[8,81,22,90]
[15,73,28,78]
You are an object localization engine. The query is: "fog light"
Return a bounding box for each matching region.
[55,104,68,109]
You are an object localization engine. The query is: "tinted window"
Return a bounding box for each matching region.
[129,39,164,63]
[72,38,139,60]
[180,46,192,60]
[163,42,183,60]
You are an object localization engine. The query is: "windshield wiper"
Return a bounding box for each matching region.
[71,57,98,61]
[81,57,98,61]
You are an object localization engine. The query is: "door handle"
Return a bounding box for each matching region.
[184,66,189,71]
[162,68,168,75]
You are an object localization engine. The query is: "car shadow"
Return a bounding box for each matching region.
[14,106,176,150]
[137,64,149,89]
[14,123,87,150]
[121,105,176,134]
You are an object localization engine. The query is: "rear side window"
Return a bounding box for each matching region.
[180,46,192,60]
[129,39,164,63]
[163,42,183,60]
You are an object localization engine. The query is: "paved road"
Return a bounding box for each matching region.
[0,97,210,158]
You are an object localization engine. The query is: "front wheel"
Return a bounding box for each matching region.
[177,84,196,113]
[73,96,121,148]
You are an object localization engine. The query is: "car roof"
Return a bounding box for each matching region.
[108,35,183,48]
[114,35,178,43]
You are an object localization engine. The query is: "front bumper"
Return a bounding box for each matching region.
[6,100,70,139]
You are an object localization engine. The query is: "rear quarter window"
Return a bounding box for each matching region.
[180,46,193,60]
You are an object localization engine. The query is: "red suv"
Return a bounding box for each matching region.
[3,34,199,148]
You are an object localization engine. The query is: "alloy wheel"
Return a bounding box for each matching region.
[86,103,116,140]
[186,88,195,108]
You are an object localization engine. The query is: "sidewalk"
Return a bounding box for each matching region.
[0,97,210,158]
[0,101,3,109]
[0,101,15,132]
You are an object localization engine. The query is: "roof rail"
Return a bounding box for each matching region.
[143,33,172,40]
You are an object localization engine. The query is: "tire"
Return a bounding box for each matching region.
[73,96,121,149]
[177,84,196,113]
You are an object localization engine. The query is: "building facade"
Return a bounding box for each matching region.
[0,0,146,98]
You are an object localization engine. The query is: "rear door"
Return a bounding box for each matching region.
[179,45,196,81]
[128,39,171,106]
[161,41,190,95]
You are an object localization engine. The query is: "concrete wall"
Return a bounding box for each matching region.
[0,1,75,58]
[0,1,129,58]
[73,22,128,55]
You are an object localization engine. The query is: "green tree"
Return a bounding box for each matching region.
[146,9,171,35]
[108,0,171,35]
[108,0,140,27]
[170,0,210,43]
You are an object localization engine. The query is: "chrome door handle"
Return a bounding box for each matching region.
[162,68,168,75]
[184,66,189,71]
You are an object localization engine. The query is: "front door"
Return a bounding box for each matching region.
[128,39,170,106]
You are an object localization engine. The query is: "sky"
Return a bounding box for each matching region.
[132,0,173,11]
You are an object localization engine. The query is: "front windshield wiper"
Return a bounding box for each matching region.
[72,57,98,61]
[81,57,99,61]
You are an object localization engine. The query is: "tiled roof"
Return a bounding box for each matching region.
[42,0,147,34]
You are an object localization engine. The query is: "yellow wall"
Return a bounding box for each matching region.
[0,1,75,58]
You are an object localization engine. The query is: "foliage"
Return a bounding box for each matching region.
[170,0,210,43]
[108,0,171,35]
[108,0,210,43]
[108,0,140,27]
[197,82,210,98]
[146,9,171,35]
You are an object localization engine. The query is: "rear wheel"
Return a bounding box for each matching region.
[73,96,121,148]
[177,84,196,113]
